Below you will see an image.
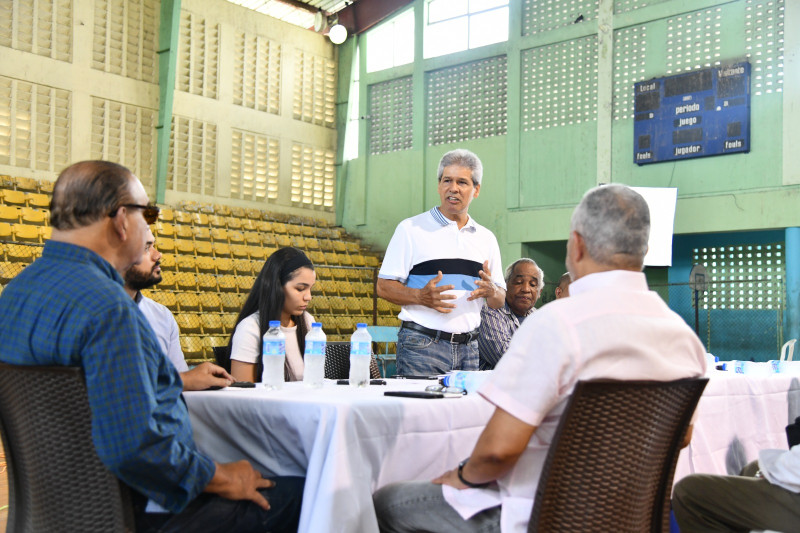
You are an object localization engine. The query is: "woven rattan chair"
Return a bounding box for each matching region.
[528,377,708,533]
[0,363,136,532]
[324,341,381,380]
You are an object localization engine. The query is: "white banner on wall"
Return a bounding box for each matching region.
[630,186,677,267]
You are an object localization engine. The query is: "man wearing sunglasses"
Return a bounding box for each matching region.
[0,160,303,532]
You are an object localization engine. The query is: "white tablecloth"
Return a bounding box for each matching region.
[185,373,800,532]
[675,372,800,480]
[185,380,495,533]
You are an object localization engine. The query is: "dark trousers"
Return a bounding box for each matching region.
[134,476,305,533]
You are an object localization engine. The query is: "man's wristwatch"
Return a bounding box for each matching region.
[457,459,491,488]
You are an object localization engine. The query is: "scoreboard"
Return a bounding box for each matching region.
[633,61,750,165]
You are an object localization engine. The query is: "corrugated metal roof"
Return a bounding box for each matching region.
[224,0,351,29]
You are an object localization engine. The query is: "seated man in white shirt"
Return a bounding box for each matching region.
[373,183,707,533]
[124,228,234,391]
[673,445,800,532]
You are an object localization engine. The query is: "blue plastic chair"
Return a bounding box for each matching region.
[367,326,398,378]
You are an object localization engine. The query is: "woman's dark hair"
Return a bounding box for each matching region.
[227,247,314,378]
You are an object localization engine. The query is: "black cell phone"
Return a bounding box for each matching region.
[384,391,445,399]
[230,381,255,388]
[337,379,388,385]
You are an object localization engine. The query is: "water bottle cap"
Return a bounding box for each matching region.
[312,322,322,328]
[268,320,281,327]
[356,323,367,328]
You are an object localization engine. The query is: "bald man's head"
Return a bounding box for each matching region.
[50,161,135,230]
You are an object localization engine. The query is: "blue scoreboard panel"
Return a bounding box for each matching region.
[633,61,750,165]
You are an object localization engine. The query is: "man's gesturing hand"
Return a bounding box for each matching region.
[207,460,275,510]
[417,271,457,313]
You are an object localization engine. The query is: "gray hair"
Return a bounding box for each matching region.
[504,258,544,291]
[437,149,483,185]
[50,161,134,230]
[570,184,650,267]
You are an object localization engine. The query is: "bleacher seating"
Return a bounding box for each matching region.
[0,175,395,364]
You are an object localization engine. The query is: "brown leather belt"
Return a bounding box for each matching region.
[401,321,479,344]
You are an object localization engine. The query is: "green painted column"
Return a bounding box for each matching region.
[785,227,800,345]
[155,0,181,204]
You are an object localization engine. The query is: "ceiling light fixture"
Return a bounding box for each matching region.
[328,23,348,44]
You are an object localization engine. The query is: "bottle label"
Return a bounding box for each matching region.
[305,340,326,356]
[351,341,370,356]
[263,339,285,356]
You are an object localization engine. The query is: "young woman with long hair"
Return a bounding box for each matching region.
[228,247,316,382]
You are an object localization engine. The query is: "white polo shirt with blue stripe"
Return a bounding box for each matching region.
[379,207,505,333]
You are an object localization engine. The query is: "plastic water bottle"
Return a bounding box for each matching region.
[303,322,326,388]
[262,320,285,390]
[349,323,371,388]
[441,371,490,394]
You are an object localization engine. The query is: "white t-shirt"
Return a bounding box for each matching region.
[230,311,314,381]
[444,270,707,533]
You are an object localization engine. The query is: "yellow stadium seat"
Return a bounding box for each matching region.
[208,215,227,228]
[244,208,263,220]
[0,261,24,283]
[26,193,49,209]
[156,237,176,253]
[192,227,211,241]
[210,228,229,242]
[213,204,231,216]
[220,293,241,311]
[191,213,209,226]
[240,219,257,231]
[14,177,38,192]
[194,242,213,256]
[301,226,316,238]
[196,274,217,291]
[318,239,334,252]
[176,273,197,291]
[180,200,200,213]
[199,292,222,312]
[148,291,178,311]
[322,252,337,265]
[262,234,277,247]
[179,292,201,312]
[225,216,243,230]
[233,259,253,275]
[304,237,320,250]
[1,189,27,206]
[255,221,272,232]
[228,231,245,244]
[336,280,355,297]
[331,268,348,281]
[316,266,332,280]
[222,313,238,333]
[243,231,262,245]
[248,246,266,261]
[173,211,193,225]
[365,256,380,268]
[287,224,302,236]
[175,239,195,255]
[345,298,361,315]
[212,242,232,258]
[332,240,346,253]
[0,205,20,223]
[6,244,37,263]
[176,313,202,333]
[159,253,176,269]
[158,208,174,223]
[201,314,225,334]
[329,297,346,314]
[351,255,366,267]
[353,282,371,297]
[236,275,255,293]
[313,279,328,295]
[312,295,331,314]
[155,222,175,238]
[196,256,216,273]
[345,241,360,253]
[159,271,177,290]
[39,226,52,241]
[215,257,233,273]
[175,225,193,240]
[217,275,237,292]
[176,256,197,272]
[230,244,249,259]
[276,235,292,248]
[13,223,40,242]
[38,179,55,194]
[378,315,400,327]
[179,336,204,359]
[290,236,305,248]
[229,207,246,218]
[2,222,16,239]
[360,297,375,315]
[203,336,228,357]
[337,253,353,266]
[271,222,287,234]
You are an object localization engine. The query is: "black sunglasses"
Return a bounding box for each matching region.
[110,204,160,224]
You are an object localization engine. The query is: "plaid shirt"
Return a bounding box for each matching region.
[0,241,214,513]
[477,301,534,370]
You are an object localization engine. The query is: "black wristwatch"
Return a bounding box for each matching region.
[457,458,491,488]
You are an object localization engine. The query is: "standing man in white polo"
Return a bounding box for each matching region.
[377,149,506,376]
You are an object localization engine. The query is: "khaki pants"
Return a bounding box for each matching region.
[673,461,800,533]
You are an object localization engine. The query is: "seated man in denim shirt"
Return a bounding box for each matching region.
[0,160,303,532]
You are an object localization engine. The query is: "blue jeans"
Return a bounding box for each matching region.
[134,476,304,533]
[396,327,479,376]
[373,481,501,533]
